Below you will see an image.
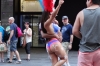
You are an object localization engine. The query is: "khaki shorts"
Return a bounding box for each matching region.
[62,42,70,54]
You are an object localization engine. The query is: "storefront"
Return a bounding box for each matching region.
[14,0,45,47]
[1,0,86,50]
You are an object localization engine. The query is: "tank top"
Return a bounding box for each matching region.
[79,7,100,52]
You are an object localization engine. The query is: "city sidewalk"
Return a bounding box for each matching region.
[1,48,78,66]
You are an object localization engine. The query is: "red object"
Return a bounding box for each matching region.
[43,0,54,12]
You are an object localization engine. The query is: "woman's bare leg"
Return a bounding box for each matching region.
[1,53,4,62]
[51,43,67,66]
[49,53,58,66]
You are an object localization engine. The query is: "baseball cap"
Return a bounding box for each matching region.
[62,16,68,20]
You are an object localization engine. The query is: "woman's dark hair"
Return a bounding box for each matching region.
[24,22,31,28]
[41,11,50,33]
[92,0,100,5]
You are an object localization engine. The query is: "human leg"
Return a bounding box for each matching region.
[51,42,67,66]
[7,43,16,60]
[7,43,10,59]
[1,52,4,62]
[93,49,100,66]
[9,51,14,62]
[77,51,93,66]
[8,40,21,63]
[49,53,58,66]
[62,42,70,66]
[14,50,21,61]
[25,42,31,60]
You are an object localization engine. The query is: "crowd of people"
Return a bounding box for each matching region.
[40,0,100,66]
[0,17,32,64]
[0,0,100,66]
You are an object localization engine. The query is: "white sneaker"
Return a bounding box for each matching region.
[2,60,4,63]
[67,62,71,66]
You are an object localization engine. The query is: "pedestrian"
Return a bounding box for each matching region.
[61,16,73,66]
[73,0,100,66]
[23,22,32,61]
[6,25,17,61]
[7,17,21,64]
[41,0,67,66]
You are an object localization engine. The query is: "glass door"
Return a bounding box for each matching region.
[20,15,45,47]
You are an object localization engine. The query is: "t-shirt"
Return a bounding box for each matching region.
[61,24,72,42]
[0,26,4,41]
[10,23,17,41]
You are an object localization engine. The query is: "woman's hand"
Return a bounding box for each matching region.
[59,0,64,5]
[58,36,62,42]
[54,34,62,42]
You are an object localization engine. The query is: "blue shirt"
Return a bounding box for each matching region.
[10,23,18,41]
[61,24,72,42]
[0,26,4,41]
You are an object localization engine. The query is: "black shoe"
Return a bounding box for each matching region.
[27,59,30,61]
[26,59,30,61]
[7,60,12,63]
[6,58,9,61]
[13,58,17,60]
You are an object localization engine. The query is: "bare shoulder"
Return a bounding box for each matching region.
[29,28,32,31]
[77,10,84,17]
[78,10,84,26]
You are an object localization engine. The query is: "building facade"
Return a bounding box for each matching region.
[1,0,45,48]
[0,0,86,50]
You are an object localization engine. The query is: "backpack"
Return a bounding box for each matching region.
[16,26,23,38]
[3,30,10,42]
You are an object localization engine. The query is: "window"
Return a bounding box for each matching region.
[20,0,43,12]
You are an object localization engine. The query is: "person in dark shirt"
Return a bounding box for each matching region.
[61,16,73,66]
[7,17,21,64]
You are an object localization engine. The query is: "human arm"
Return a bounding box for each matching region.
[44,0,64,27]
[72,11,83,39]
[7,25,14,44]
[57,30,62,42]
[68,25,74,49]
[7,30,14,44]
[68,35,73,50]
[41,30,59,39]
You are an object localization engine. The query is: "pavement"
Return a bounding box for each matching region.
[0,48,78,66]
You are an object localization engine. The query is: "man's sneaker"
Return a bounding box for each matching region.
[15,61,21,64]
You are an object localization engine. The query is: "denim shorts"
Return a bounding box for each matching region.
[10,39,18,52]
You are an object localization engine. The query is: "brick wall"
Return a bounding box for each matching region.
[1,0,13,28]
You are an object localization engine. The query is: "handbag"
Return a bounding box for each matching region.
[0,43,7,52]
[22,36,26,48]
